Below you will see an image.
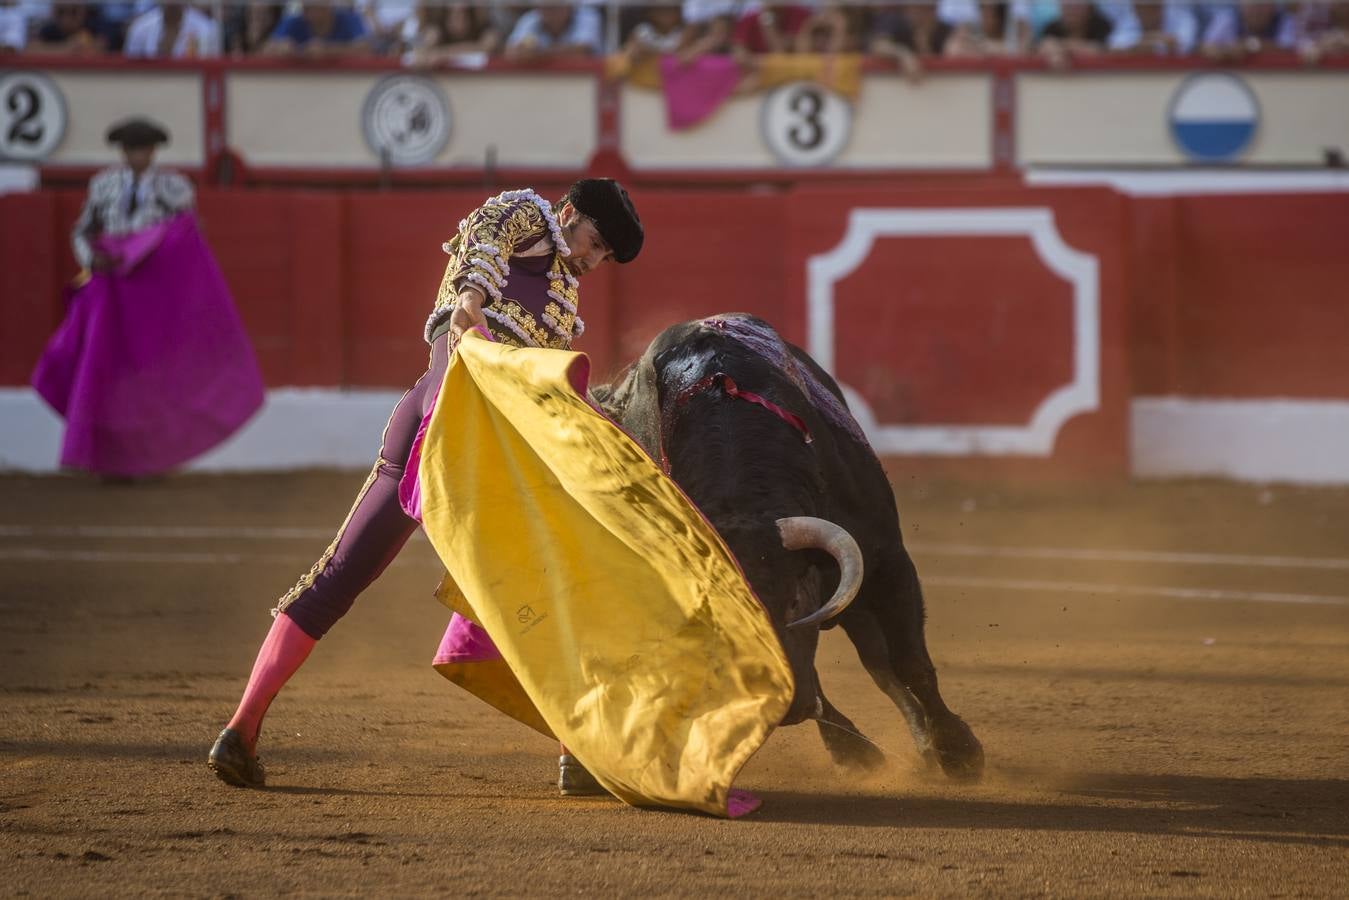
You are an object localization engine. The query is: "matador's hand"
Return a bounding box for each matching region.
[90,250,121,272]
[448,288,488,349]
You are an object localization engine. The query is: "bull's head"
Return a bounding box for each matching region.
[598,318,866,721]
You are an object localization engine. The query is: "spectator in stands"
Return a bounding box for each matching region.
[98,1,143,52]
[1037,1,1114,66]
[620,3,685,60]
[124,2,220,57]
[1093,0,1142,50]
[264,1,370,56]
[0,0,30,52]
[405,2,500,65]
[503,2,602,60]
[936,0,979,27]
[868,2,953,81]
[1297,1,1349,63]
[18,0,55,22]
[733,4,814,53]
[486,3,526,41]
[944,0,1012,55]
[358,0,417,55]
[1008,0,1061,52]
[223,1,284,56]
[30,2,114,54]
[726,2,855,55]
[1121,1,1200,55]
[935,0,987,43]
[678,0,738,60]
[1201,1,1295,58]
[793,4,860,53]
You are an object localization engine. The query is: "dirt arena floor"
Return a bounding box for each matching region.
[2,471,1347,897]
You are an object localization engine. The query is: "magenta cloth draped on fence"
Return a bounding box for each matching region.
[659,55,744,130]
[31,213,264,477]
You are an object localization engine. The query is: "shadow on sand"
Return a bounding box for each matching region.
[751,770,1349,847]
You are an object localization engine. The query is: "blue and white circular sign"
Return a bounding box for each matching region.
[1168,73,1259,162]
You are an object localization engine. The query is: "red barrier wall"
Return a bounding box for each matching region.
[4,183,1345,478]
[782,186,1129,479]
[1127,193,1349,400]
[1,192,62,386]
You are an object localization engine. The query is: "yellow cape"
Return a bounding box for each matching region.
[418,332,794,816]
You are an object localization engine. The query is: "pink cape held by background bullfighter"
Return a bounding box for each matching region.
[31,213,264,477]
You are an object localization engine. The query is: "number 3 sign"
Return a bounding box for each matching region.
[0,72,67,162]
[759,81,852,168]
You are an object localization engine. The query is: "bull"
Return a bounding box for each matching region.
[594,313,984,779]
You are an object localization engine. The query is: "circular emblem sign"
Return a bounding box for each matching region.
[1168,73,1259,162]
[760,82,852,168]
[361,75,451,167]
[0,71,67,162]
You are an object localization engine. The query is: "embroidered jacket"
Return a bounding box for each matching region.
[426,189,583,350]
[71,165,196,268]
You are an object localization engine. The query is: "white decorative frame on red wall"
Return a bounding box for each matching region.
[806,207,1101,456]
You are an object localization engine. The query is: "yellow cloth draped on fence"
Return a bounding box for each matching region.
[753,53,863,98]
[607,52,863,99]
[417,332,794,817]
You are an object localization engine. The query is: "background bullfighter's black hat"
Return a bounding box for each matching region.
[106,117,170,149]
[567,178,643,264]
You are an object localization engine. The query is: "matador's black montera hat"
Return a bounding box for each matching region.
[106,117,170,149]
[567,178,643,264]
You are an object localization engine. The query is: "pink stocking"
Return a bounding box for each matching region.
[225,613,316,754]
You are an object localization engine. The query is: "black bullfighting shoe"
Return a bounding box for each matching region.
[208,728,266,788]
[558,753,609,797]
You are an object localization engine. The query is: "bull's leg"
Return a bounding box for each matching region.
[890,638,984,782]
[843,555,984,781]
[839,608,940,769]
[814,688,887,772]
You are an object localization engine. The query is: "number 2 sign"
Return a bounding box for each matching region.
[0,72,67,162]
[759,81,852,168]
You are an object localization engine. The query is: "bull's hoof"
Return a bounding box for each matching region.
[932,717,984,782]
[938,746,985,782]
[816,720,888,772]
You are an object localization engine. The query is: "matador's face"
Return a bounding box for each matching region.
[558,203,614,278]
[122,145,156,175]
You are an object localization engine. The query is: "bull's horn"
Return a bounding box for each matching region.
[777,516,863,628]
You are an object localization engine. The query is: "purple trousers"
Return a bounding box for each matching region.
[277,336,450,639]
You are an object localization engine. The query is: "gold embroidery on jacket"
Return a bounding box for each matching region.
[427,190,580,348]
